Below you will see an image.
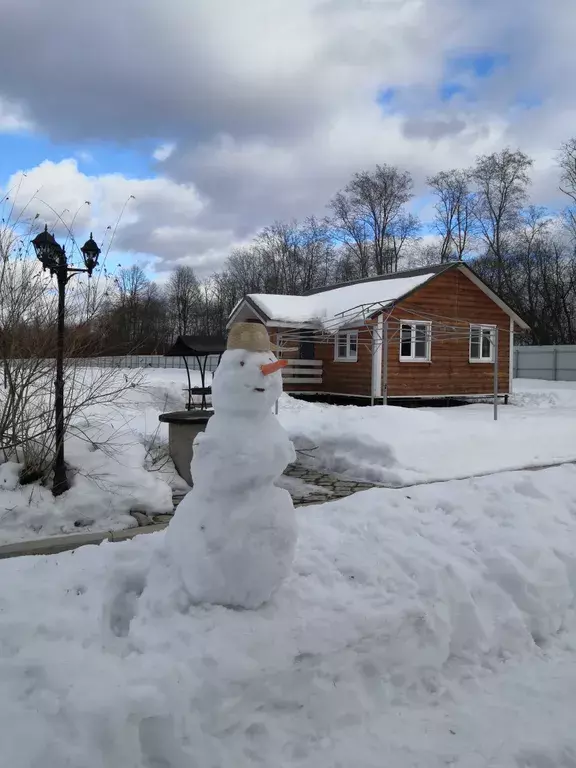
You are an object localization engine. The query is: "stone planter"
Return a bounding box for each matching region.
[158,410,213,486]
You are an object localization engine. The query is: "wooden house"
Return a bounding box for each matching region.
[228,263,530,402]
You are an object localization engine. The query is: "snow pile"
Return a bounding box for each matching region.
[279,395,433,485]
[511,378,576,409]
[0,368,190,545]
[3,465,576,765]
[4,371,576,547]
[278,384,576,485]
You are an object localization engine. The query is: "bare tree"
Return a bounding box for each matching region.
[471,148,533,289]
[226,247,266,296]
[255,221,301,294]
[298,216,335,291]
[204,271,244,335]
[0,234,143,483]
[251,218,336,294]
[328,191,372,278]
[166,265,202,338]
[427,169,474,261]
[389,212,421,270]
[101,265,167,352]
[558,138,576,241]
[472,207,576,345]
[329,164,415,276]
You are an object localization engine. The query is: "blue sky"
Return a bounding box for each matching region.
[0,0,572,278]
[0,134,158,181]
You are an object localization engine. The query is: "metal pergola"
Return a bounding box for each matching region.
[275,302,504,420]
[164,335,226,410]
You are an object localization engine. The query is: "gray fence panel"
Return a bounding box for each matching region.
[61,354,222,372]
[514,345,576,381]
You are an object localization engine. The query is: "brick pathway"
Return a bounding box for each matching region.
[133,463,377,527]
[282,463,375,506]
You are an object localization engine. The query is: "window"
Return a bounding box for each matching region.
[469,325,495,362]
[399,321,431,361]
[335,330,358,361]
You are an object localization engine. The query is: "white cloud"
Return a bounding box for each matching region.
[0,97,31,133]
[152,143,176,162]
[3,159,225,276]
[0,0,574,273]
[75,150,94,163]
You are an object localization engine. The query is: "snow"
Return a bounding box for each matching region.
[3,372,576,546]
[249,272,436,329]
[164,348,297,609]
[3,463,576,765]
[0,368,197,545]
[278,380,576,485]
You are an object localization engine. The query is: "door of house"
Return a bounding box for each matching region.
[299,330,315,359]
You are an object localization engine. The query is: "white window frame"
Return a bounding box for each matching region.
[334,330,358,362]
[399,320,432,362]
[469,324,496,363]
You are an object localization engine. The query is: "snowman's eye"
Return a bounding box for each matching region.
[240,361,245,367]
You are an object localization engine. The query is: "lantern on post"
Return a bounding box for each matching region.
[32,226,101,495]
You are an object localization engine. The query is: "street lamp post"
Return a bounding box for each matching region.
[32,226,101,496]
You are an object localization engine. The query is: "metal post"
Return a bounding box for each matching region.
[553,347,558,381]
[370,327,376,406]
[53,271,69,496]
[493,328,499,422]
[197,355,208,410]
[182,356,192,410]
[382,320,388,405]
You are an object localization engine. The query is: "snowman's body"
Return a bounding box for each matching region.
[164,347,297,609]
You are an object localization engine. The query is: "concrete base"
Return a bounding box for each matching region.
[158,410,213,486]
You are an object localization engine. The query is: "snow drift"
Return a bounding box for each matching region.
[278,388,576,485]
[0,368,188,545]
[2,464,576,766]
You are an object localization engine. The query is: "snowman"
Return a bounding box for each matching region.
[164,322,298,609]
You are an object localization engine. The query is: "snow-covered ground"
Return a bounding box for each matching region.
[2,371,576,545]
[3,374,576,763]
[281,379,576,486]
[3,463,576,766]
[0,369,192,545]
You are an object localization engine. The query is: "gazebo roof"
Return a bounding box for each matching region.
[165,335,227,357]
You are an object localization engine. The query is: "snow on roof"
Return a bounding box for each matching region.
[248,272,437,330]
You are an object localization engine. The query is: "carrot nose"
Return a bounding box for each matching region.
[260,359,288,376]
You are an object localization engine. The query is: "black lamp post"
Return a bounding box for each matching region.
[32,226,101,496]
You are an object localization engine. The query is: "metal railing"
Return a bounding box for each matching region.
[62,355,222,372]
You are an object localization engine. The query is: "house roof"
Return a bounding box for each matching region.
[238,270,443,331]
[228,262,530,331]
[303,263,452,296]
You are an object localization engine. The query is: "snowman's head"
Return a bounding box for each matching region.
[211,348,287,415]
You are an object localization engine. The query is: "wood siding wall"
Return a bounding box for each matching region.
[385,269,511,397]
[271,328,373,395]
[271,269,513,398]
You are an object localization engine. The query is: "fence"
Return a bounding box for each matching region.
[513,345,576,382]
[66,355,222,373]
[282,359,323,386]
